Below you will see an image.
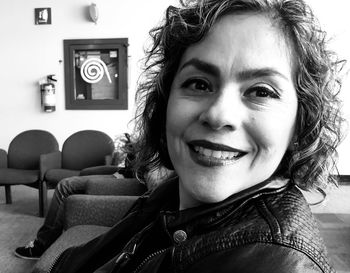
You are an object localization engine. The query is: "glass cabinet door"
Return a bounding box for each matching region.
[64,38,128,110]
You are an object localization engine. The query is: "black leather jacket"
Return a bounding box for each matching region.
[49,177,335,273]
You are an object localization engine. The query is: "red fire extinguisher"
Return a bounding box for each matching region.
[40,75,57,112]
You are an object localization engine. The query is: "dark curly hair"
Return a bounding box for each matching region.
[132,0,345,192]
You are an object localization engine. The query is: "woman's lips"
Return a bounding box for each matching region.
[188,140,247,167]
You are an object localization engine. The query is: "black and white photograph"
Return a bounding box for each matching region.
[0,1,349,273]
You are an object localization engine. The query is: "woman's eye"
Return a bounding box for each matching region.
[182,79,212,93]
[246,85,279,99]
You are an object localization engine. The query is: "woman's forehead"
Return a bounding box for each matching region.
[177,13,295,82]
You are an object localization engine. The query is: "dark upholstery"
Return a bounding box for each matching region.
[44,169,80,185]
[32,176,145,273]
[79,165,120,176]
[0,130,59,216]
[61,130,115,170]
[64,176,146,229]
[85,177,147,196]
[0,169,39,184]
[64,195,139,229]
[7,130,58,170]
[0,149,8,168]
[40,130,115,216]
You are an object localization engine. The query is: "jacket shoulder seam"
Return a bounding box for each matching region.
[254,198,282,240]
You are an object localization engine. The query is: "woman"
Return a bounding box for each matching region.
[48,0,344,272]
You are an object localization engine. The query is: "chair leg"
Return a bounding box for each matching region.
[5,185,12,204]
[39,181,48,217]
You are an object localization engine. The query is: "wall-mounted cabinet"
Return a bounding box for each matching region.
[64,38,128,110]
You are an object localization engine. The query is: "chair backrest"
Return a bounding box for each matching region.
[61,130,114,170]
[8,130,59,170]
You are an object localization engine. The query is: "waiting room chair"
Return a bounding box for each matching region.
[0,130,59,216]
[40,130,115,216]
[32,176,147,273]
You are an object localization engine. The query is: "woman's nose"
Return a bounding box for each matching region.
[199,85,245,131]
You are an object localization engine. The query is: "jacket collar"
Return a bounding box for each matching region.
[143,176,289,233]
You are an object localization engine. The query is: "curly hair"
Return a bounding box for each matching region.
[132,0,345,192]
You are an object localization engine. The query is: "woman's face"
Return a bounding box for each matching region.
[166,13,298,210]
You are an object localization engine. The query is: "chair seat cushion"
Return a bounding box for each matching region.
[44,169,80,185]
[79,165,120,176]
[0,168,39,184]
[32,225,110,273]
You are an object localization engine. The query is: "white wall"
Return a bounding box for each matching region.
[0,0,176,148]
[0,0,349,173]
[306,0,350,174]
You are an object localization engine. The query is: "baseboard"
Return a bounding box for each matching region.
[336,175,350,185]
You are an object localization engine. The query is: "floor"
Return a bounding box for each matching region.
[309,185,350,273]
[0,185,49,273]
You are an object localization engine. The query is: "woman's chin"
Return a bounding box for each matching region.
[182,183,239,208]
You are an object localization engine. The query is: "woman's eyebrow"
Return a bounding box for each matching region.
[179,58,289,82]
[179,58,221,77]
[236,68,289,82]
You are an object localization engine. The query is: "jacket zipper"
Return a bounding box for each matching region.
[113,221,158,272]
[46,247,75,273]
[114,243,137,269]
[132,248,169,273]
[46,252,60,273]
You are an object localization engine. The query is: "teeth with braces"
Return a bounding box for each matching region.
[194,146,240,160]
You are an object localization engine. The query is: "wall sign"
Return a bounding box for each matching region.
[35,8,52,25]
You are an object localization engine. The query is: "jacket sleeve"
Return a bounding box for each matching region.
[185,243,328,273]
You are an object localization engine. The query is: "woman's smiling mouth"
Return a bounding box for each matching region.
[195,146,243,159]
[188,140,247,166]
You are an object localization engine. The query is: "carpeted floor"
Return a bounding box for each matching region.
[0,185,53,273]
[311,185,350,273]
[316,214,350,273]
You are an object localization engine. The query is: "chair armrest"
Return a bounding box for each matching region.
[0,149,7,168]
[63,194,138,230]
[85,177,147,196]
[39,151,62,180]
[79,165,120,176]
